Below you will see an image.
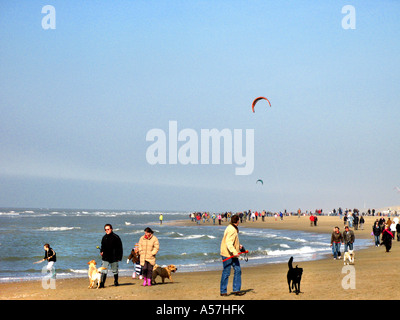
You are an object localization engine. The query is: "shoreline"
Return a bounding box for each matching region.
[1,215,399,300]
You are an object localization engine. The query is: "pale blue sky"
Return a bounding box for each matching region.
[1,0,399,212]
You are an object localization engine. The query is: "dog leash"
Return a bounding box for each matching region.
[222,250,249,262]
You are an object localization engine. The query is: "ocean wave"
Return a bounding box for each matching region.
[0,211,20,216]
[69,269,87,274]
[38,227,81,232]
[259,245,329,257]
[240,230,278,238]
[170,234,216,240]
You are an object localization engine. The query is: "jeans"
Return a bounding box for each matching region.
[220,256,241,294]
[101,260,119,275]
[344,242,353,252]
[332,242,341,259]
[374,235,380,246]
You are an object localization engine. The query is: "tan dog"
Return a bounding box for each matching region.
[87,260,106,289]
[152,264,177,284]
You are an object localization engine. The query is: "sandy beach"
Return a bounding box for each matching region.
[1,215,400,301]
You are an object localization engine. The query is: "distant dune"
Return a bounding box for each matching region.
[377,205,400,213]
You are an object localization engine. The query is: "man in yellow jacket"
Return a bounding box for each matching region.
[220,215,244,296]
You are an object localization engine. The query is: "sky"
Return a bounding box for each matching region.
[0,0,399,213]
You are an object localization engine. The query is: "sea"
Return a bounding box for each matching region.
[0,208,373,283]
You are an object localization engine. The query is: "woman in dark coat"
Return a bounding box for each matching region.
[381,225,394,252]
[372,221,381,247]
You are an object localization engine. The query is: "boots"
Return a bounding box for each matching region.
[142,277,152,287]
[114,274,119,286]
[99,273,107,288]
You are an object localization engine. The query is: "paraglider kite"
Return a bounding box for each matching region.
[252,96,271,113]
[256,179,263,185]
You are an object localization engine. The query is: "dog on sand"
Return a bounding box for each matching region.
[343,250,355,265]
[287,256,303,295]
[87,260,106,289]
[152,264,177,284]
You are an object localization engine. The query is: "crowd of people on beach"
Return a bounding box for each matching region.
[189,207,390,226]
[331,211,399,260]
[372,216,399,252]
[190,208,399,262]
[35,207,398,296]
[189,209,300,225]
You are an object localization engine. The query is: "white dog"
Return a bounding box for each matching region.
[343,250,355,265]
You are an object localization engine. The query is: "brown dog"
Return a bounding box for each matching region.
[87,260,106,289]
[151,264,177,284]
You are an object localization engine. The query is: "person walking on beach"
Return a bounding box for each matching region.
[359,215,365,230]
[396,223,400,241]
[309,215,314,226]
[373,221,381,247]
[99,224,123,288]
[343,226,355,252]
[138,227,159,287]
[390,221,396,241]
[34,243,57,279]
[330,227,344,260]
[381,225,394,253]
[220,215,245,296]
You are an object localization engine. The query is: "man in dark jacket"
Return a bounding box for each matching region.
[99,224,123,288]
[343,226,355,252]
[330,227,344,260]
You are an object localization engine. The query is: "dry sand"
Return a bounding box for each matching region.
[1,215,400,301]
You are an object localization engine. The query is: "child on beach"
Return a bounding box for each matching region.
[127,243,143,279]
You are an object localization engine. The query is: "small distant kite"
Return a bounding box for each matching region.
[252,96,271,113]
[256,179,263,185]
[394,186,400,193]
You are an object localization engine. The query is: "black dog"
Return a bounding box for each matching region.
[287,256,303,295]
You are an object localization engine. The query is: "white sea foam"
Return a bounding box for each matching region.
[39,227,81,232]
[0,211,20,216]
[69,269,87,274]
[172,234,216,240]
[263,246,328,257]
